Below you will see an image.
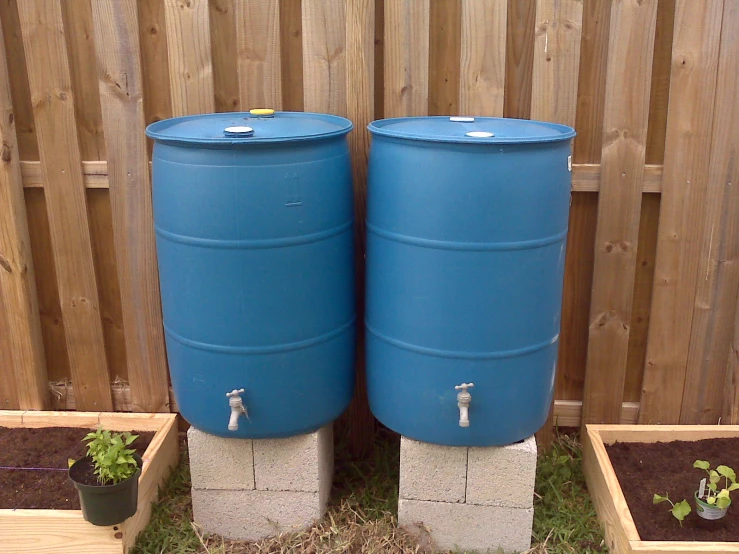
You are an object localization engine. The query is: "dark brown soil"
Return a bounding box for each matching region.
[0,427,154,510]
[607,438,739,542]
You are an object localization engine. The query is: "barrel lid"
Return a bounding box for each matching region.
[368,116,575,144]
[146,111,353,145]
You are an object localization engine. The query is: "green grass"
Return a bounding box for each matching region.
[132,428,605,553]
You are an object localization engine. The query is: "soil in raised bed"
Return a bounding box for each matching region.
[607,438,739,542]
[0,427,154,510]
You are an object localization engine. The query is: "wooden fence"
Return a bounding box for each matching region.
[1,0,738,446]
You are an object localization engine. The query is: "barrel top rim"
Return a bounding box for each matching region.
[368,116,576,145]
[146,111,353,146]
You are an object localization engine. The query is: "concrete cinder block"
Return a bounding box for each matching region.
[466,435,537,508]
[398,498,533,554]
[399,437,468,503]
[192,488,324,541]
[187,427,255,491]
[253,425,333,501]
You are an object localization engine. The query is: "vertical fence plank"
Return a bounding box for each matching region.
[680,0,739,424]
[0,22,48,410]
[302,0,346,116]
[235,0,282,111]
[530,0,582,446]
[0,290,21,408]
[639,0,725,424]
[138,0,173,127]
[86,190,128,383]
[91,0,171,413]
[345,0,375,457]
[581,0,658,425]
[428,0,461,116]
[556,0,610,409]
[60,0,106,161]
[18,0,112,411]
[280,0,304,111]
[530,0,582,125]
[24,189,70,384]
[503,0,535,119]
[384,0,430,118]
[0,0,39,161]
[164,0,214,115]
[373,0,385,119]
[209,0,239,112]
[725,292,739,424]
[625,0,676,403]
[459,0,506,117]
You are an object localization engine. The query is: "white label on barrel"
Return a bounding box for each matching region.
[568,155,572,171]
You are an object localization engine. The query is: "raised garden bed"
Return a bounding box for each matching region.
[0,410,178,554]
[583,424,739,554]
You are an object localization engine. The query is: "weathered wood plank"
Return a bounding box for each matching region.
[0,21,48,410]
[624,193,661,402]
[60,0,106,161]
[573,0,611,164]
[280,0,304,111]
[91,0,171,413]
[138,0,173,128]
[725,293,739,425]
[428,0,461,116]
[680,0,739,424]
[85,190,128,383]
[459,0,505,117]
[209,0,239,112]
[503,0,535,119]
[383,0,430,117]
[582,0,658,425]
[302,0,346,116]
[530,0,583,447]
[235,0,282,111]
[639,0,725,424]
[0,0,38,161]
[164,0,214,115]
[345,0,375,458]
[531,0,583,126]
[625,0,676,403]
[18,0,112,411]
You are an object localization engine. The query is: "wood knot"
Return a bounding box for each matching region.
[604,242,614,253]
[0,254,12,274]
[1,142,11,163]
[148,25,158,35]
[58,91,68,101]
[8,112,13,124]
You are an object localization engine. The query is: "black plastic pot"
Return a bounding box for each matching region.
[69,454,143,526]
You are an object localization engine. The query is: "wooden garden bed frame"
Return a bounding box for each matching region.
[583,424,739,554]
[0,410,178,554]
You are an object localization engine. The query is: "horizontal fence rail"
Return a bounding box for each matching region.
[0,0,738,452]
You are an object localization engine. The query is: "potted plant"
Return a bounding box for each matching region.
[693,460,739,521]
[654,459,739,525]
[68,428,142,526]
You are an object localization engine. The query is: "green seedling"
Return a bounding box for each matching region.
[83,428,139,485]
[693,460,739,510]
[653,493,691,526]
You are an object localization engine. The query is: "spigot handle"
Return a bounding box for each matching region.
[455,382,475,392]
[226,388,245,398]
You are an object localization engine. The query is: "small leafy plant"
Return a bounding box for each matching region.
[693,460,739,509]
[653,493,691,526]
[83,428,139,485]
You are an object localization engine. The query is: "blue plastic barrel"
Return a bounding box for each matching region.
[365,116,575,446]
[146,111,355,438]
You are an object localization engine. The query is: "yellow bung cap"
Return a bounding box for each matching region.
[250,108,275,117]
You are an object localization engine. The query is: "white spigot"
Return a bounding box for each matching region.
[455,383,474,428]
[227,389,247,431]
